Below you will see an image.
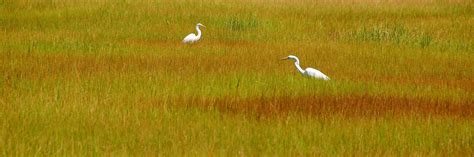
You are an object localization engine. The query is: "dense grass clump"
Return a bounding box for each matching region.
[1,0,473,155]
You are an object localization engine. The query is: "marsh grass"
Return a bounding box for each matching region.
[1,0,473,155]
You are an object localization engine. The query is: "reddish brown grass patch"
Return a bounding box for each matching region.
[183,94,473,119]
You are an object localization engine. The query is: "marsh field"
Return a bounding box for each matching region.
[1,0,473,155]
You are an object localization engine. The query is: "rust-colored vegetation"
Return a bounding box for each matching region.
[188,95,473,119]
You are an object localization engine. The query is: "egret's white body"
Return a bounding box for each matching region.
[282,55,330,80]
[182,23,205,44]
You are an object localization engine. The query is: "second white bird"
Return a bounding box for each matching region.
[282,55,330,80]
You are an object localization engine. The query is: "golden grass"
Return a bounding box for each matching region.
[1,0,473,155]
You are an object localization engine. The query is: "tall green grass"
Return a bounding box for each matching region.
[1,0,473,155]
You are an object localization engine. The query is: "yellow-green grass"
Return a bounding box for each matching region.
[1,0,473,155]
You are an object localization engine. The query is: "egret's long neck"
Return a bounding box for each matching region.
[293,59,305,74]
[195,26,202,38]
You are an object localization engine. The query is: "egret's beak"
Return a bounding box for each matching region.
[280,57,288,60]
[201,25,206,28]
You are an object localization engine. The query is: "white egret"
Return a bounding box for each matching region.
[282,55,330,80]
[182,23,206,44]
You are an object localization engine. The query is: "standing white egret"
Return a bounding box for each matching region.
[282,55,330,80]
[182,23,206,44]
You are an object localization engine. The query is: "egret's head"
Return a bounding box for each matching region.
[197,23,206,28]
[281,55,299,62]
